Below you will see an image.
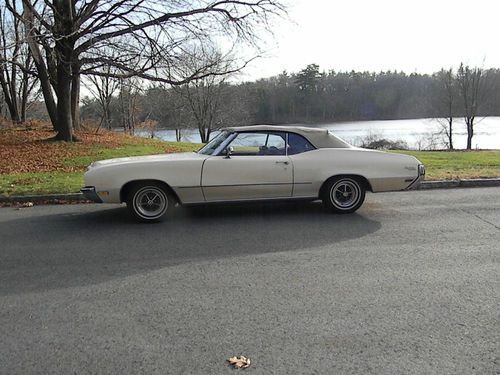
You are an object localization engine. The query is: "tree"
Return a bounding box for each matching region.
[0,3,38,123]
[118,78,142,135]
[5,0,285,141]
[435,68,458,149]
[174,49,245,142]
[295,63,321,121]
[176,75,228,143]
[143,85,191,141]
[456,63,487,150]
[84,66,120,130]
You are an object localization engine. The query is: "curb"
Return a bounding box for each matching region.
[0,193,87,204]
[1,179,499,204]
[418,178,500,190]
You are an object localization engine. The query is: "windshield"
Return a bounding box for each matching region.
[197,131,232,155]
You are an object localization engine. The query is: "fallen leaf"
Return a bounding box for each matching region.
[16,202,34,209]
[227,355,251,369]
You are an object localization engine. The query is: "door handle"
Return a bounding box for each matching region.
[275,161,289,165]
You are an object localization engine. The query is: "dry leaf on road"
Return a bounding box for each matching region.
[227,355,251,369]
[15,202,34,209]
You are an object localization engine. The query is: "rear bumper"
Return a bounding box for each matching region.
[80,186,103,203]
[405,164,426,190]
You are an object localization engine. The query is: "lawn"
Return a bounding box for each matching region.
[0,123,499,196]
[0,123,199,196]
[395,150,500,180]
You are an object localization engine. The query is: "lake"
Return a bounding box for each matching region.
[138,117,500,150]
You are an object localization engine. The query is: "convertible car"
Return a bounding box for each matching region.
[82,125,425,222]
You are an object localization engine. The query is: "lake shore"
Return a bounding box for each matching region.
[140,117,500,150]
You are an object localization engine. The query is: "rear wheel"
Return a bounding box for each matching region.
[126,182,173,222]
[322,176,365,214]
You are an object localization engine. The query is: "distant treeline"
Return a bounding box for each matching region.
[251,66,500,123]
[77,64,500,137]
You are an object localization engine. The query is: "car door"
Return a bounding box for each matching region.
[201,132,293,201]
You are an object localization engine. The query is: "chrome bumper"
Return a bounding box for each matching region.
[405,164,425,190]
[80,186,103,203]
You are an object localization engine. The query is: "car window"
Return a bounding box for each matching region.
[287,133,316,155]
[228,132,286,156]
[198,131,231,155]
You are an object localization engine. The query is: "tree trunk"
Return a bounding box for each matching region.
[54,40,74,141]
[71,66,81,130]
[448,117,453,150]
[0,72,20,122]
[466,120,473,150]
[22,1,58,130]
[199,126,209,143]
[55,60,74,141]
[20,73,29,123]
[104,105,111,129]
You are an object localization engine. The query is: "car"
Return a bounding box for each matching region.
[81,125,425,222]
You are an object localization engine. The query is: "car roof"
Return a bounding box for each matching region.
[222,125,352,149]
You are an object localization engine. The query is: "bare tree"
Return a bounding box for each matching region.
[0,3,38,123]
[174,48,248,142]
[143,85,191,141]
[118,78,142,135]
[84,66,120,130]
[434,68,457,149]
[5,0,285,141]
[456,63,489,150]
[176,77,227,143]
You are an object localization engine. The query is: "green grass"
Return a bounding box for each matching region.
[393,150,500,180]
[1,141,498,196]
[0,140,200,196]
[0,171,84,196]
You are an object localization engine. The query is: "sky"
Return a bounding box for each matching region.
[241,0,500,80]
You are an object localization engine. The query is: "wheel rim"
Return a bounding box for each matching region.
[330,179,360,209]
[133,187,168,219]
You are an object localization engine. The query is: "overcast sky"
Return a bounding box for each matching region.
[241,0,500,80]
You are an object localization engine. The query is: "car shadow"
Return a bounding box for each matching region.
[0,202,381,295]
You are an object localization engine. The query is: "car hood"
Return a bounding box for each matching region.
[89,152,208,169]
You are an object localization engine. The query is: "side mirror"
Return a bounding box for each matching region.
[224,146,234,158]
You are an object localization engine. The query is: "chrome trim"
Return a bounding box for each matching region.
[405,175,423,190]
[214,132,237,156]
[183,195,318,205]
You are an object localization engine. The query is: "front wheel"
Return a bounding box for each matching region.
[322,176,366,214]
[127,183,173,222]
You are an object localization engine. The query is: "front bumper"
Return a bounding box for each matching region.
[80,186,103,203]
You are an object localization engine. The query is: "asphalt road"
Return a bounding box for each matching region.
[0,188,499,374]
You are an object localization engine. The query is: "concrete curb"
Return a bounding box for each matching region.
[0,193,87,204]
[418,178,500,190]
[1,179,499,204]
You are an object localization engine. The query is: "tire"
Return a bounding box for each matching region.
[322,176,366,214]
[126,182,173,222]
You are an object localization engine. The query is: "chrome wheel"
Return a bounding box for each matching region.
[322,176,365,213]
[330,179,360,209]
[133,186,168,220]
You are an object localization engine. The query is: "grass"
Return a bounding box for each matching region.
[63,141,198,168]
[394,150,500,180]
[0,122,498,196]
[0,171,84,196]
[0,123,200,196]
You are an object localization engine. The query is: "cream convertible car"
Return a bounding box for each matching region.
[82,125,425,222]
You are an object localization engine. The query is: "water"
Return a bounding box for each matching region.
[138,117,500,150]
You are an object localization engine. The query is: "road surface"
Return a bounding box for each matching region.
[0,188,499,374]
